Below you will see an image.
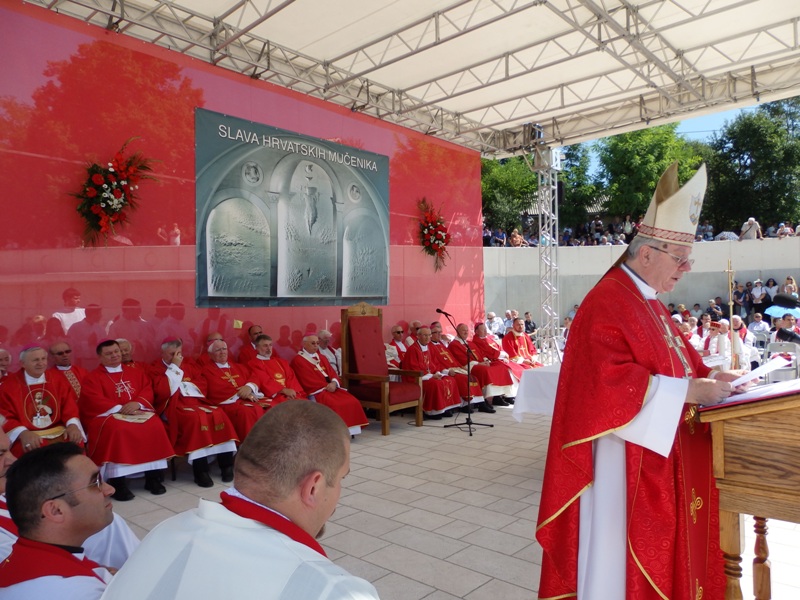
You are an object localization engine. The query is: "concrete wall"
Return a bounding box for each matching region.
[485,237,800,322]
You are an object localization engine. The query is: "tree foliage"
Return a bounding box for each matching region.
[558,143,598,227]
[480,156,538,231]
[704,99,800,231]
[594,124,702,218]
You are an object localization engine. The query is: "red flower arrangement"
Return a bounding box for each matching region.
[418,198,451,271]
[72,138,157,246]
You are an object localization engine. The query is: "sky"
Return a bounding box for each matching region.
[675,105,759,142]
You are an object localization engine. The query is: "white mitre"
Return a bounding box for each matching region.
[636,162,706,247]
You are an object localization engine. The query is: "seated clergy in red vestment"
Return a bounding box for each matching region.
[0,346,86,457]
[247,334,308,407]
[471,323,525,385]
[429,322,483,405]
[47,341,89,399]
[536,163,740,600]
[79,340,174,501]
[290,334,368,436]
[501,317,543,370]
[200,340,266,441]
[448,323,514,412]
[400,327,461,419]
[386,325,408,368]
[236,324,263,365]
[150,339,238,488]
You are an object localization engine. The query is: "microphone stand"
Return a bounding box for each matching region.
[437,312,493,436]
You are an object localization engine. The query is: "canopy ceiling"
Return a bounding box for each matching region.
[29,0,800,155]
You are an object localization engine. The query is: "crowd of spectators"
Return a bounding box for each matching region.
[485,214,800,248]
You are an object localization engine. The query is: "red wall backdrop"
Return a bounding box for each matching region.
[0,0,484,366]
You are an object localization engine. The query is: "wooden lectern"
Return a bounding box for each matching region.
[698,393,800,600]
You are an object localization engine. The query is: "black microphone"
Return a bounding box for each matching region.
[773,293,800,309]
[776,327,800,344]
[436,308,453,317]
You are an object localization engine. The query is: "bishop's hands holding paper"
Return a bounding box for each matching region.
[536,163,750,600]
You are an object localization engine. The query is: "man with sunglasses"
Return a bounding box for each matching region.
[47,341,89,398]
[0,443,116,598]
[0,345,85,456]
[538,163,745,600]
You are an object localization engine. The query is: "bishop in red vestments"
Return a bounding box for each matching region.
[429,323,482,403]
[400,327,461,417]
[536,163,740,600]
[290,335,368,434]
[0,346,85,456]
[200,340,266,441]
[501,318,543,370]
[247,335,308,406]
[472,323,525,381]
[80,340,174,500]
[150,339,238,487]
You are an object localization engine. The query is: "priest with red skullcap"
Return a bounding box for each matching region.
[536,163,746,600]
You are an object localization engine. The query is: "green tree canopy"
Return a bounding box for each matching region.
[594,124,702,217]
[705,99,800,231]
[558,143,598,228]
[481,156,538,231]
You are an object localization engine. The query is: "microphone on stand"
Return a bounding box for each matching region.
[436,308,453,317]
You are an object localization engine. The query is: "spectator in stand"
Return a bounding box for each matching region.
[777,223,793,239]
[748,313,769,334]
[508,228,527,247]
[784,314,800,335]
[706,299,723,322]
[524,312,537,337]
[739,217,763,240]
[751,279,768,316]
[622,214,635,239]
[765,223,778,238]
[485,312,505,338]
[732,283,751,320]
[483,226,492,247]
[765,277,780,300]
[699,219,714,241]
[492,228,507,247]
[690,303,704,319]
[780,276,798,296]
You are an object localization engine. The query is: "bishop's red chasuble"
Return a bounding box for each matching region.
[149,360,238,455]
[200,363,265,440]
[290,352,368,429]
[401,344,461,414]
[79,365,174,467]
[429,342,482,400]
[0,371,81,455]
[247,356,308,405]
[501,332,543,369]
[447,339,507,389]
[472,335,525,380]
[536,267,724,600]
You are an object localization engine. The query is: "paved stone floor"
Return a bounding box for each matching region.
[111,406,798,599]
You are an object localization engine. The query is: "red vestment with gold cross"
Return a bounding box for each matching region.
[536,267,725,599]
[200,362,265,440]
[149,360,239,456]
[79,365,174,466]
[429,342,482,400]
[290,352,368,429]
[247,356,308,405]
[401,343,461,414]
[501,331,543,369]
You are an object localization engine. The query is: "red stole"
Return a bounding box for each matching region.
[219,491,326,557]
[0,537,105,585]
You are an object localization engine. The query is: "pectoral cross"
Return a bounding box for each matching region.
[660,315,693,377]
[222,371,239,388]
